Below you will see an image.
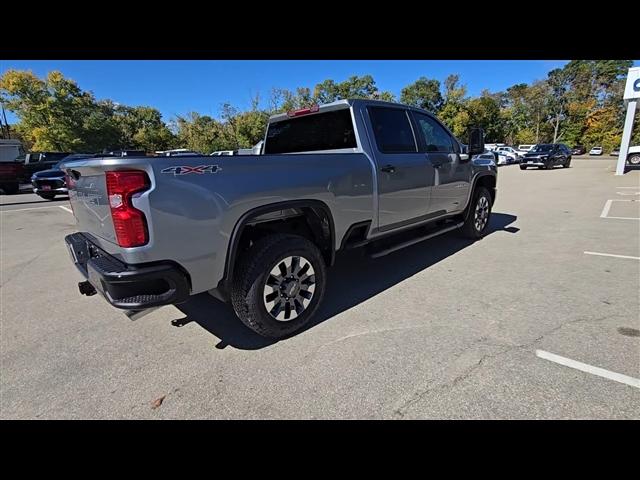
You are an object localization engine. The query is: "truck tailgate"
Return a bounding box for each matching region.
[66,164,118,245]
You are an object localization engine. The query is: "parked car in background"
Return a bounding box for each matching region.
[0,139,24,162]
[0,139,26,194]
[609,147,620,156]
[571,145,586,155]
[0,161,26,194]
[495,146,522,163]
[627,146,640,165]
[18,152,72,178]
[105,150,147,157]
[517,144,536,155]
[521,144,572,170]
[31,154,93,200]
[476,150,507,165]
[156,149,203,156]
[589,146,603,155]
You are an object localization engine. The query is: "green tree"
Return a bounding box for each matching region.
[114,104,175,151]
[400,77,443,112]
[438,75,469,137]
[0,70,116,151]
[467,92,504,142]
[312,75,395,103]
[173,112,222,153]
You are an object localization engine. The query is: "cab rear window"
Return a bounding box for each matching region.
[264,109,357,154]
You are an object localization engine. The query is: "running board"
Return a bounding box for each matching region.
[369,222,464,259]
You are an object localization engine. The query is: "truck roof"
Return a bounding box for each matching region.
[268,98,414,123]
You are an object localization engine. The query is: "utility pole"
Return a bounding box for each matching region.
[615,67,640,176]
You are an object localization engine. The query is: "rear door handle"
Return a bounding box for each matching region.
[381,164,396,173]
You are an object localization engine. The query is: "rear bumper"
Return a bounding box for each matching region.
[65,232,190,309]
[34,187,68,194]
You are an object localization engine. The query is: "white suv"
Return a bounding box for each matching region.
[495,146,522,163]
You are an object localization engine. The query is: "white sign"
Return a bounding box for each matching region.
[623,67,640,101]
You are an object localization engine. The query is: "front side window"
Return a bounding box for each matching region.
[368,107,417,153]
[413,112,454,153]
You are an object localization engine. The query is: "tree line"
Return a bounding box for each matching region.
[1,60,637,155]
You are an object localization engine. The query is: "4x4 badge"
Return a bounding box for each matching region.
[161,165,222,175]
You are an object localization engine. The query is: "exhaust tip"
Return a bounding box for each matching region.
[124,308,159,321]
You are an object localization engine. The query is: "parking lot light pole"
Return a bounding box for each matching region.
[615,67,640,176]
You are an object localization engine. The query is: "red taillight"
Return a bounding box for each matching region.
[105,171,150,248]
[286,104,320,117]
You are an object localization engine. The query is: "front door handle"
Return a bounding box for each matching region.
[381,164,396,173]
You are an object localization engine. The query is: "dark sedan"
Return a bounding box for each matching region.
[31,154,93,200]
[520,144,572,170]
[571,145,586,155]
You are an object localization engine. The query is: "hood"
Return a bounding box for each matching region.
[33,168,65,178]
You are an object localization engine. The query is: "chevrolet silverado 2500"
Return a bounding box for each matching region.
[63,99,496,338]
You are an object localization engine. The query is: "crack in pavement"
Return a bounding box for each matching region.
[392,313,623,417]
[0,242,61,289]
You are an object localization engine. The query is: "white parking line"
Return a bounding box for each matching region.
[617,186,640,188]
[600,199,614,218]
[584,251,640,261]
[0,205,62,213]
[600,199,640,220]
[616,192,640,196]
[536,350,640,389]
[58,205,73,213]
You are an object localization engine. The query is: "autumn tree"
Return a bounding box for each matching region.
[400,77,443,112]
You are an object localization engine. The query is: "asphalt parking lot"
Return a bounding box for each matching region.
[1,157,639,419]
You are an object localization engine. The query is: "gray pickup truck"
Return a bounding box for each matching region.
[63,99,496,338]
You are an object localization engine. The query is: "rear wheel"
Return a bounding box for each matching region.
[628,154,640,166]
[460,186,492,239]
[230,234,327,339]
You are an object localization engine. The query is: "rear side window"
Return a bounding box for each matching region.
[264,109,356,154]
[368,107,417,153]
[413,113,454,153]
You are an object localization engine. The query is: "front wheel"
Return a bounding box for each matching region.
[230,234,327,339]
[460,186,492,239]
[38,193,56,200]
[628,154,640,166]
[520,165,527,170]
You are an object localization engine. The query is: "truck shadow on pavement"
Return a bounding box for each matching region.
[173,212,518,350]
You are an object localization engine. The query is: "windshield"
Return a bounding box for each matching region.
[531,144,554,152]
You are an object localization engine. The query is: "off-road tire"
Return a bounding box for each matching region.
[230,234,326,339]
[460,186,492,239]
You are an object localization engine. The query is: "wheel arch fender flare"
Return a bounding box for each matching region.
[220,199,336,293]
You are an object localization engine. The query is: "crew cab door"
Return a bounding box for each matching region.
[411,111,471,215]
[367,106,434,231]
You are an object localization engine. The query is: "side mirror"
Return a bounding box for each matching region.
[468,127,485,156]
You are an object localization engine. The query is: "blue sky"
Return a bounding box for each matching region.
[1,60,638,123]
